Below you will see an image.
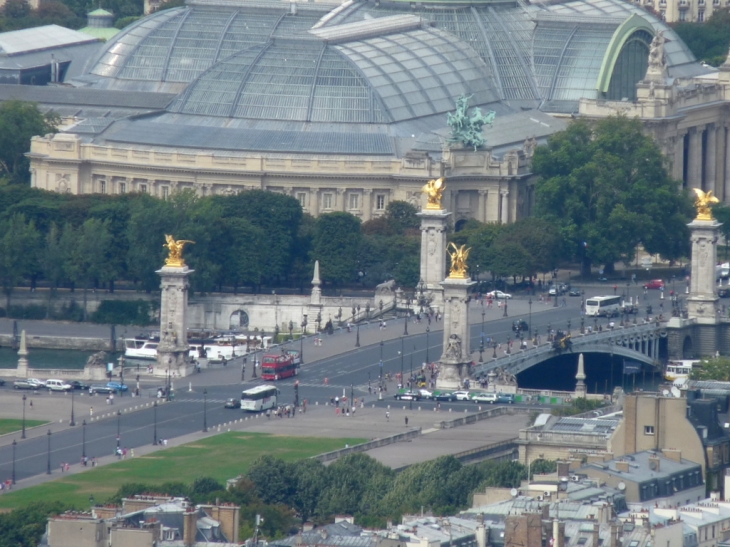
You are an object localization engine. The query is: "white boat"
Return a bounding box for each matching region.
[664,360,699,385]
[125,334,253,362]
[124,338,159,360]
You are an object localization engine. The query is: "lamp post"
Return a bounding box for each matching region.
[70,388,76,427]
[116,410,121,449]
[82,419,87,459]
[528,298,532,333]
[46,429,51,475]
[580,316,585,334]
[366,302,370,319]
[153,401,158,446]
[492,340,498,359]
[626,281,631,303]
[426,327,430,363]
[403,313,408,336]
[289,321,293,341]
[21,394,26,439]
[567,319,571,332]
[355,321,360,348]
[547,322,552,341]
[503,301,508,317]
[203,388,208,432]
[337,307,343,327]
[400,337,404,383]
[379,299,383,315]
[506,336,511,354]
[300,314,308,362]
[12,439,17,484]
[379,340,384,385]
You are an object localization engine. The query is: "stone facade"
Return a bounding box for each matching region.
[687,219,721,323]
[28,134,533,226]
[155,265,193,377]
[638,0,728,23]
[436,277,475,390]
[417,208,450,311]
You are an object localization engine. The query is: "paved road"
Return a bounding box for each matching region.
[0,285,676,486]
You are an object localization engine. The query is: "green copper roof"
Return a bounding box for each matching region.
[88,8,113,15]
[79,26,120,41]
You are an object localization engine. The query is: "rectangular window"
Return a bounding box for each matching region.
[99,180,106,194]
[699,0,704,4]
[140,184,147,194]
[644,425,655,435]
[679,10,687,20]
[376,194,385,210]
[348,193,359,210]
[714,0,719,5]
[296,192,306,207]
[161,186,169,200]
[119,182,126,194]
[322,193,333,210]
[698,9,705,20]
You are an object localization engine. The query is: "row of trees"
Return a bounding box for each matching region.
[674,8,730,67]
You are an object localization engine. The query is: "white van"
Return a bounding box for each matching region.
[46,379,72,392]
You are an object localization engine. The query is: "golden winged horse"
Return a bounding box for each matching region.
[693,188,719,221]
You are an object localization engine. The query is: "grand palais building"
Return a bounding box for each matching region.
[23,0,730,226]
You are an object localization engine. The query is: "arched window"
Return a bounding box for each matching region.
[606,30,652,101]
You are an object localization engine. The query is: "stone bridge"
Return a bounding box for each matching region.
[472,322,666,378]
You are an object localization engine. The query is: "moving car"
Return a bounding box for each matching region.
[13,379,36,390]
[394,390,421,401]
[569,289,582,297]
[107,382,128,392]
[453,390,471,401]
[497,393,515,404]
[486,290,512,300]
[512,319,529,333]
[418,389,433,399]
[643,279,665,290]
[224,398,241,409]
[46,379,73,392]
[433,391,455,402]
[471,392,498,403]
[70,381,89,390]
[88,384,117,395]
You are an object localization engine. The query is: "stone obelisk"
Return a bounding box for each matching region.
[156,235,195,377]
[574,353,587,398]
[17,329,28,378]
[417,177,450,312]
[687,190,721,324]
[436,243,476,390]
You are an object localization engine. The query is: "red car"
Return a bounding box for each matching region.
[643,279,665,290]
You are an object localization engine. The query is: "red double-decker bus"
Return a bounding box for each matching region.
[261,353,298,380]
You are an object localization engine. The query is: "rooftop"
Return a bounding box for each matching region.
[0,25,98,56]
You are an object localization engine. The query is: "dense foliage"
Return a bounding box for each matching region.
[106,454,557,538]
[0,187,427,318]
[0,501,69,547]
[533,116,693,277]
[690,357,730,381]
[674,8,730,66]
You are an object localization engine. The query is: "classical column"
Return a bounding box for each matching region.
[478,189,488,222]
[672,133,685,185]
[337,188,346,212]
[500,190,510,224]
[716,127,726,201]
[311,189,319,216]
[487,189,499,222]
[706,124,717,193]
[725,126,730,203]
[362,189,373,221]
[687,127,703,190]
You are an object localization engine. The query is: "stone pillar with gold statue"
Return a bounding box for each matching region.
[155,235,195,377]
[687,189,721,324]
[417,177,450,312]
[436,243,476,390]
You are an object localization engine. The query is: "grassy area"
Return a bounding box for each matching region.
[0,419,48,436]
[0,432,364,510]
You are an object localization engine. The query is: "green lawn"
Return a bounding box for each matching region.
[0,419,48,436]
[0,432,364,510]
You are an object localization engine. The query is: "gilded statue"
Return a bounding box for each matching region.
[163,234,195,267]
[447,242,470,279]
[422,177,446,210]
[693,188,719,221]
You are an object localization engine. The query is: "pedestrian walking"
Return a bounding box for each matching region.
[405,416,408,427]
[386,411,390,422]
[89,407,93,417]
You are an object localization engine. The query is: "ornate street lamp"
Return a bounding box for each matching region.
[425,327,430,363]
[153,401,158,446]
[12,439,17,484]
[116,410,121,449]
[21,394,26,439]
[203,388,208,432]
[70,388,76,427]
[528,298,532,333]
[82,419,87,459]
[492,340,498,359]
[46,430,51,475]
[289,321,293,341]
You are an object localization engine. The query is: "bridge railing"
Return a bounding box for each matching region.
[472,321,661,378]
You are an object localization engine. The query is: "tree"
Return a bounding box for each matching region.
[313,212,362,285]
[40,222,65,317]
[383,200,419,234]
[0,214,40,310]
[533,116,693,277]
[690,357,730,381]
[674,8,730,66]
[0,501,69,547]
[0,101,58,182]
[62,219,113,321]
[2,0,30,18]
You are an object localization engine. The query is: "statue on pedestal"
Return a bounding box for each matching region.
[447,243,470,279]
[693,189,719,221]
[422,177,445,210]
[163,235,195,267]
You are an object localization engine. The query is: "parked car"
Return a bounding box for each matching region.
[486,290,512,299]
[471,392,498,403]
[496,393,515,404]
[46,379,73,392]
[88,384,117,395]
[394,390,420,401]
[13,379,36,390]
[433,391,455,402]
[418,389,433,399]
[452,390,471,401]
[224,398,241,409]
[643,279,665,290]
[512,319,529,333]
[106,382,128,392]
[27,378,45,388]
